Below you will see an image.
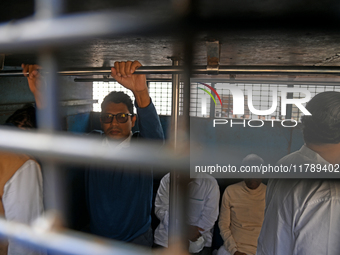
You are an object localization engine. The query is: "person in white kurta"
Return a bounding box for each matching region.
[0,104,46,255]
[257,91,340,255]
[154,172,220,254]
[257,146,340,255]
[1,155,45,255]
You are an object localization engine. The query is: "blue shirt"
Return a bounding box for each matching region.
[85,100,164,241]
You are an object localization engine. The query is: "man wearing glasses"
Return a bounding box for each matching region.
[22,61,164,247]
[86,61,164,246]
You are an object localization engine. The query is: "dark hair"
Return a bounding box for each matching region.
[301,91,340,144]
[5,104,37,128]
[101,91,134,114]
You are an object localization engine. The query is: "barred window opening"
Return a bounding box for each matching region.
[93,81,340,121]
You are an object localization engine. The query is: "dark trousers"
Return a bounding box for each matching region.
[152,245,212,255]
[192,246,212,255]
[130,227,153,247]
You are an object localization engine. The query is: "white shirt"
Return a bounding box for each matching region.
[102,132,132,148]
[3,160,46,255]
[256,145,340,255]
[154,173,220,247]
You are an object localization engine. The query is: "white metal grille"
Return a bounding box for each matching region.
[93,81,135,112]
[93,81,182,116]
[189,82,340,121]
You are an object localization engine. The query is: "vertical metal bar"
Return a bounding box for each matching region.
[37,51,61,131]
[38,51,66,224]
[182,45,192,127]
[35,0,64,19]
[168,15,195,249]
[171,58,180,145]
[169,57,181,247]
[35,0,66,225]
[168,172,179,245]
[176,23,194,251]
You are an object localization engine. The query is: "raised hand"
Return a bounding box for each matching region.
[111,60,150,108]
[21,64,44,108]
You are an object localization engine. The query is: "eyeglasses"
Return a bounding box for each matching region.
[101,113,133,124]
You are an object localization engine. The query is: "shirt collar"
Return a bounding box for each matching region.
[300,144,330,164]
[190,173,206,185]
[102,132,133,148]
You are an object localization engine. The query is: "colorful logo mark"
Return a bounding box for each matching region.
[198,82,223,106]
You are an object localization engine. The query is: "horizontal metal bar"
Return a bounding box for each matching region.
[0,66,185,76]
[0,10,172,53]
[0,103,34,114]
[0,126,185,171]
[0,217,151,255]
[3,66,340,77]
[0,100,97,113]
[75,78,173,83]
[60,99,98,106]
[77,77,340,86]
[191,78,340,86]
[0,122,299,175]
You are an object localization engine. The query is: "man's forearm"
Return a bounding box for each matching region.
[136,99,164,140]
[134,89,151,108]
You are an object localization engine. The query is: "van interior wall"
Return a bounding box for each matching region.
[0,76,35,124]
[0,76,93,132]
[190,117,304,164]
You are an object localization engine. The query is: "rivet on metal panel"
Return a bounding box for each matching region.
[206,40,220,74]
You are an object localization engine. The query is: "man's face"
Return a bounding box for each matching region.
[244,179,262,190]
[101,102,136,140]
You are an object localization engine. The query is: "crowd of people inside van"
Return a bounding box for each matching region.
[1,61,340,255]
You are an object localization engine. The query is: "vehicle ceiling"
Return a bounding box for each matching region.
[2,0,340,79]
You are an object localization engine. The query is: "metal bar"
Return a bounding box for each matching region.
[41,162,66,221]
[0,100,96,115]
[4,66,340,76]
[0,218,151,255]
[60,99,98,106]
[204,79,340,86]
[169,58,180,246]
[0,127,185,171]
[74,77,340,86]
[0,124,284,171]
[35,0,65,220]
[35,0,64,19]
[169,28,194,250]
[74,78,173,83]
[37,51,61,131]
[0,125,273,174]
[0,10,173,53]
[0,103,35,113]
[61,65,340,75]
[171,58,180,147]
